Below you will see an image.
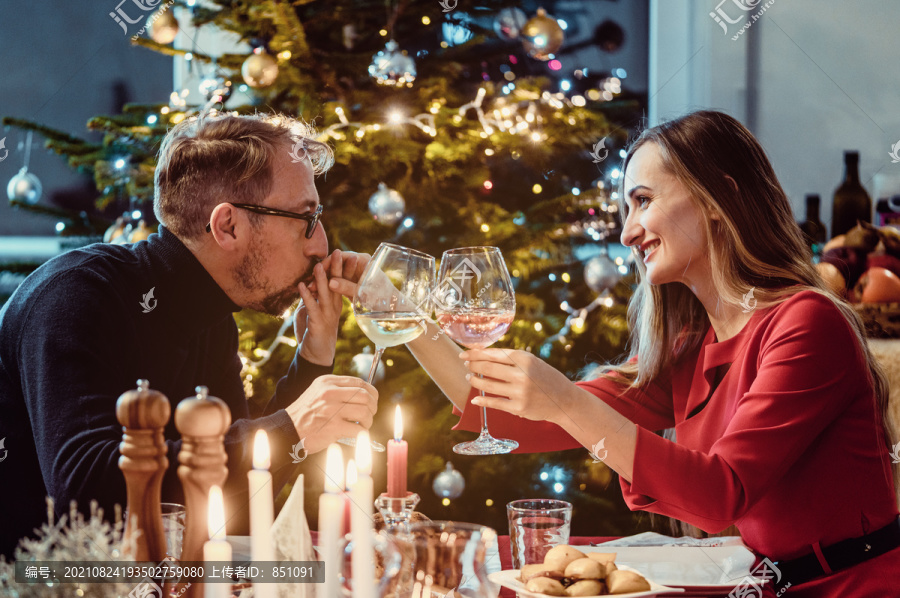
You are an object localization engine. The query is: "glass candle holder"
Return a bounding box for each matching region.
[375,492,420,536]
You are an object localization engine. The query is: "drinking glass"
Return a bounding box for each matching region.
[507,499,572,570]
[338,532,405,598]
[399,521,499,598]
[345,243,436,452]
[435,246,518,455]
[160,503,185,560]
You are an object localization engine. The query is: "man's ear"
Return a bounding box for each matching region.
[207,203,241,249]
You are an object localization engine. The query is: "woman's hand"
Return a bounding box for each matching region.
[461,348,580,425]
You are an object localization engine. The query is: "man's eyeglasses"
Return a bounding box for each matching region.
[206,203,323,239]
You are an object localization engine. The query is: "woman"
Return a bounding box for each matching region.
[403,111,900,596]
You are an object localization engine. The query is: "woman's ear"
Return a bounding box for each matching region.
[725,175,739,193]
[710,176,740,223]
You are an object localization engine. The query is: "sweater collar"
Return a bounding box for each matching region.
[144,226,240,335]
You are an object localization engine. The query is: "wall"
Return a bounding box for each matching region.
[649,0,900,233]
[0,0,173,235]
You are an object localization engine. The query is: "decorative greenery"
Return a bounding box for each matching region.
[0,499,136,597]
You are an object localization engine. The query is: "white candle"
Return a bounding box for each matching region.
[203,485,232,598]
[319,444,344,598]
[248,430,275,598]
[351,431,375,598]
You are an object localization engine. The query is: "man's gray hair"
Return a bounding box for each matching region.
[153,113,334,240]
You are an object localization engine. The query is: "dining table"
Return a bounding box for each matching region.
[286,532,723,598]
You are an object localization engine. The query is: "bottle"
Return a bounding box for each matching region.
[831,151,871,238]
[799,194,827,258]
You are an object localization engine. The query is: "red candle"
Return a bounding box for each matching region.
[342,460,355,535]
[387,405,408,498]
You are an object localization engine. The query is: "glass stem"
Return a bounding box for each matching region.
[479,375,490,437]
[367,346,385,384]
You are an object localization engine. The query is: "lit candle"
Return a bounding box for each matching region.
[248,430,275,598]
[319,444,344,598]
[387,405,408,498]
[343,460,355,536]
[351,431,375,598]
[203,485,232,598]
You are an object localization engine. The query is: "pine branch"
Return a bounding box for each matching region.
[131,37,215,64]
[2,117,91,147]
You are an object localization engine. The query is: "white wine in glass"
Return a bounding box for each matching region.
[435,246,519,455]
[346,243,436,452]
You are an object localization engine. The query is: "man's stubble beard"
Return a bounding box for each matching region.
[234,235,314,316]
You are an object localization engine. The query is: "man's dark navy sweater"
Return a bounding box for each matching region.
[0,227,330,559]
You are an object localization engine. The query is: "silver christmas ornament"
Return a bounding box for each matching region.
[368,182,405,226]
[443,14,474,47]
[432,462,465,499]
[368,40,416,88]
[584,254,621,293]
[350,346,386,385]
[7,166,42,205]
[493,7,528,40]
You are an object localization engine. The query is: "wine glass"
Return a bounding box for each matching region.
[345,243,436,452]
[434,246,518,455]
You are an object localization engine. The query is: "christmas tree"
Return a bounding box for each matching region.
[2,0,648,536]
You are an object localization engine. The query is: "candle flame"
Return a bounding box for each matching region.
[208,485,226,541]
[355,431,372,476]
[346,459,357,489]
[253,429,270,470]
[324,443,344,493]
[394,405,403,441]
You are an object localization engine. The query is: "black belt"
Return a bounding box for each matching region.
[770,516,900,589]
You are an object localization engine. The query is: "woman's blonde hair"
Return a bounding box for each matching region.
[595,110,897,488]
[153,113,334,240]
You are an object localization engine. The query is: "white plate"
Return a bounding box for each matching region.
[579,545,764,589]
[488,566,684,598]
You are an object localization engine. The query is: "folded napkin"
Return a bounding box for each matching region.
[596,531,744,548]
[271,474,316,598]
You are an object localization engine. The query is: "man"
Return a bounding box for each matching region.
[0,114,376,558]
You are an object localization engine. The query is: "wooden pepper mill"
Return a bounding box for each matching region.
[175,385,231,566]
[116,379,170,563]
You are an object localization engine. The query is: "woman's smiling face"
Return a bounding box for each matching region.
[620,143,711,287]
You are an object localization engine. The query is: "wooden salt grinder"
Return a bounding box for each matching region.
[116,379,171,563]
[175,385,231,566]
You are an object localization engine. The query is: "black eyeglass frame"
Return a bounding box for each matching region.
[205,203,323,238]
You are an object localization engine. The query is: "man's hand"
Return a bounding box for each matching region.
[324,251,371,299]
[285,375,378,454]
[295,249,355,366]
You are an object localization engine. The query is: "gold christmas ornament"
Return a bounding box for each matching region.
[128,220,156,243]
[241,49,279,88]
[521,8,565,61]
[148,8,179,45]
[104,216,128,244]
